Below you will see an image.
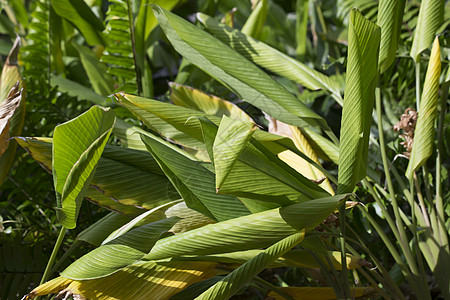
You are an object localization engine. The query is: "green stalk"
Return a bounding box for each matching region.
[40,226,66,285]
[415,62,421,109]
[339,204,351,298]
[436,85,449,247]
[49,240,80,275]
[253,277,296,300]
[375,87,418,275]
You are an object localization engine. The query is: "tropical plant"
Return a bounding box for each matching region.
[0,0,448,299]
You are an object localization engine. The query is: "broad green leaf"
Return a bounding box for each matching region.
[77,212,132,246]
[169,82,254,122]
[72,43,114,96]
[409,0,445,62]
[15,136,179,215]
[52,106,115,228]
[197,13,343,105]
[50,75,107,105]
[337,9,380,194]
[0,83,22,157]
[0,36,25,185]
[195,231,305,300]
[141,133,251,221]
[26,260,217,300]
[152,5,330,132]
[214,116,256,190]
[61,217,179,280]
[145,194,350,260]
[406,38,441,179]
[51,0,105,46]
[302,127,339,164]
[241,0,268,39]
[377,0,406,74]
[165,201,216,234]
[113,118,148,151]
[102,200,182,244]
[196,117,330,207]
[268,287,375,299]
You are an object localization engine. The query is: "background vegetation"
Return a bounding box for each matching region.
[0,0,448,299]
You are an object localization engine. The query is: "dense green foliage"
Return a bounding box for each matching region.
[0,0,449,299]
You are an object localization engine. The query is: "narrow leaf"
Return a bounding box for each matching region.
[406,38,441,179]
[241,0,268,39]
[410,0,445,62]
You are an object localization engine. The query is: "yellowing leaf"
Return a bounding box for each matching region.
[268,287,376,300]
[25,261,217,300]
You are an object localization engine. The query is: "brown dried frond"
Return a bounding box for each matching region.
[394,108,417,157]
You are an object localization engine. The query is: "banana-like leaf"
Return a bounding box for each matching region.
[196,231,305,300]
[152,5,329,132]
[102,200,182,244]
[302,127,339,164]
[409,0,445,62]
[241,0,268,39]
[337,9,380,193]
[51,0,105,46]
[50,75,107,105]
[141,133,251,221]
[77,212,132,246]
[61,217,179,280]
[145,194,350,260]
[197,13,343,105]
[214,116,256,190]
[197,117,330,206]
[169,82,254,122]
[72,42,114,96]
[266,117,335,194]
[25,260,217,300]
[0,83,22,157]
[377,0,406,73]
[0,36,25,185]
[165,201,216,234]
[406,38,441,179]
[14,137,179,216]
[53,106,115,228]
[267,287,375,299]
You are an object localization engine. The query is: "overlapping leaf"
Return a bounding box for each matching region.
[15,137,180,216]
[337,9,380,193]
[152,5,330,132]
[196,231,305,300]
[145,194,350,260]
[0,83,22,157]
[241,0,268,39]
[268,287,375,299]
[197,13,343,105]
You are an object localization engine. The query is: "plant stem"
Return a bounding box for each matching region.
[49,240,80,275]
[253,276,296,300]
[40,226,66,285]
[415,62,421,109]
[338,203,351,298]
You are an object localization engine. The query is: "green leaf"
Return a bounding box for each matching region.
[0,83,22,157]
[195,231,305,300]
[140,133,251,221]
[15,137,179,216]
[169,82,254,122]
[152,5,330,132]
[406,38,441,179]
[214,116,256,190]
[72,43,114,96]
[51,0,105,46]
[337,9,380,193]
[50,75,107,105]
[377,0,406,73]
[267,287,374,299]
[77,212,132,246]
[241,0,268,39]
[409,0,445,62]
[197,13,343,105]
[295,0,309,59]
[61,217,179,280]
[145,194,350,260]
[52,106,115,228]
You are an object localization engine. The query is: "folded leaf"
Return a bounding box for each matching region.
[52,106,115,228]
[0,83,22,157]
